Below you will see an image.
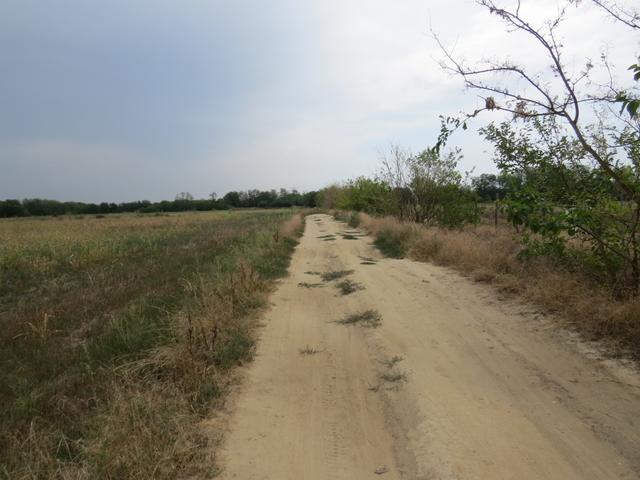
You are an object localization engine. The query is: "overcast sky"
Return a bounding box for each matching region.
[0,0,637,202]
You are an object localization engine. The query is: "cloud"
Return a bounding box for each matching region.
[0,0,637,201]
[0,140,171,202]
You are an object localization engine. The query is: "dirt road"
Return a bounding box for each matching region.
[216,214,640,479]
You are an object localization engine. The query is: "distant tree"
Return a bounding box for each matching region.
[223,191,241,208]
[336,177,392,215]
[175,192,194,201]
[471,174,510,201]
[0,200,27,217]
[379,145,478,227]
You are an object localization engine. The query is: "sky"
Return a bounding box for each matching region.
[0,0,637,202]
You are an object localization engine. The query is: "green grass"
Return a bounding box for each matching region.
[0,210,303,479]
[374,229,410,258]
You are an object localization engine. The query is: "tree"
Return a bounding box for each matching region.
[175,192,194,201]
[584,0,639,29]
[472,173,510,201]
[436,0,639,200]
[483,116,640,295]
[0,200,27,218]
[335,177,392,214]
[437,0,640,293]
[379,145,478,227]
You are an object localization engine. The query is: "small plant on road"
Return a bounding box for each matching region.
[321,270,354,282]
[380,355,403,368]
[336,309,382,328]
[298,345,322,355]
[358,256,377,265]
[336,279,364,295]
[341,233,358,240]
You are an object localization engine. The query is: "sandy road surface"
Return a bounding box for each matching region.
[216,214,640,479]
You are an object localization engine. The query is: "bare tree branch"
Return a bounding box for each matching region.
[587,0,640,29]
[435,0,640,199]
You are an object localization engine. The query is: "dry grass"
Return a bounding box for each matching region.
[278,212,304,239]
[336,279,364,295]
[336,309,382,328]
[0,210,304,478]
[320,270,354,282]
[357,212,640,357]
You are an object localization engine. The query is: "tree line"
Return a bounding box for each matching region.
[317,150,514,228]
[0,189,318,218]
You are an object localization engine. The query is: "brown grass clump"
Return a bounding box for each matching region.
[358,212,640,357]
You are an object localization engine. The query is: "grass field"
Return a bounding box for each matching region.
[0,210,303,479]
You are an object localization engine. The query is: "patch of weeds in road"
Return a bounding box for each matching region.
[358,256,377,265]
[380,355,403,368]
[336,309,382,328]
[378,354,407,388]
[321,270,354,282]
[304,271,321,276]
[341,234,359,240]
[336,279,364,296]
[379,371,407,383]
[317,234,336,239]
[298,345,322,355]
[298,282,325,288]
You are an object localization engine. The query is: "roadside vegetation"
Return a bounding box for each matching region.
[0,210,303,478]
[0,188,317,218]
[319,1,640,357]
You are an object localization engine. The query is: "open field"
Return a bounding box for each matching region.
[218,214,640,479]
[0,210,303,479]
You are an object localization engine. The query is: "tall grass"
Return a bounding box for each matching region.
[357,212,640,357]
[0,210,304,479]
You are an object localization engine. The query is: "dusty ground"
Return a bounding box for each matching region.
[215,214,640,480]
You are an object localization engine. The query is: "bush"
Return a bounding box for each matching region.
[348,212,360,228]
